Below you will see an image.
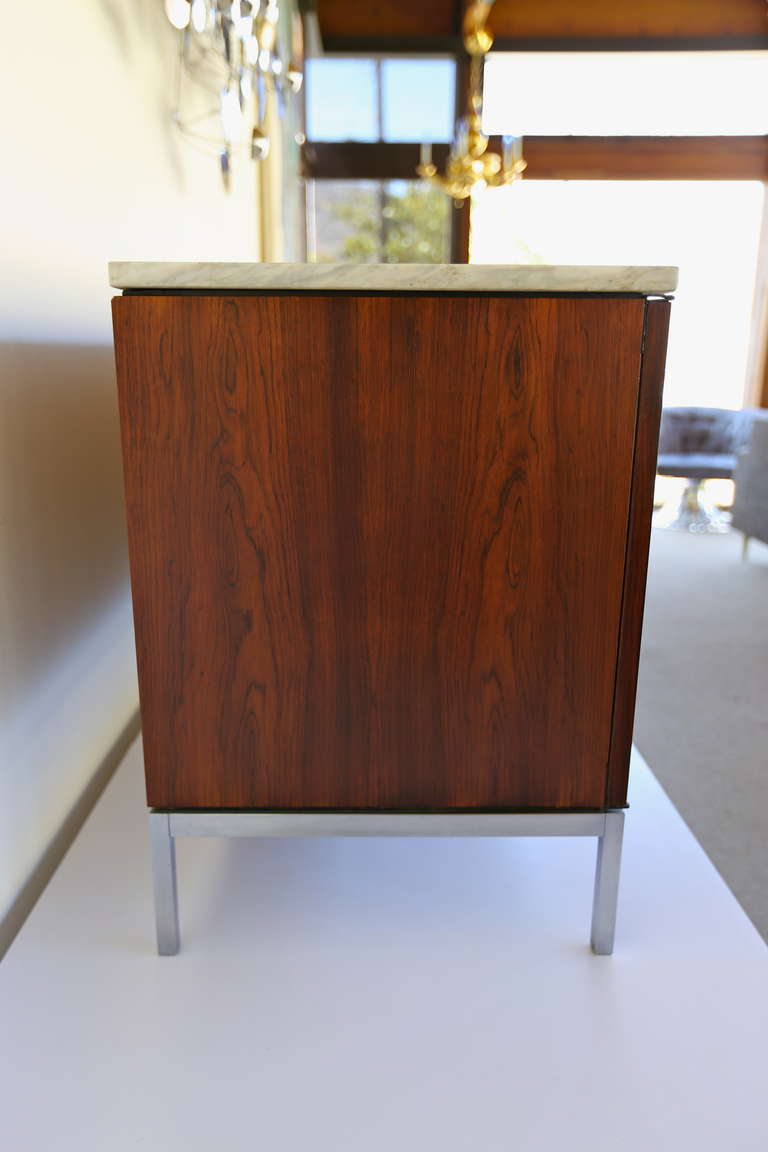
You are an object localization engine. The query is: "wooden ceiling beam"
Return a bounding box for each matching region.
[317,0,768,53]
[521,136,768,181]
[489,0,768,42]
[316,0,456,43]
[304,142,452,181]
[303,138,768,182]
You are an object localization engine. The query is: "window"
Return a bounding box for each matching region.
[306,59,379,141]
[379,60,455,142]
[304,57,456,263]
[307,179,450,264]
[483,51,768,136]
[306,58,455,142]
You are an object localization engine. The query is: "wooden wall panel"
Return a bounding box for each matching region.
[113,293,646,812]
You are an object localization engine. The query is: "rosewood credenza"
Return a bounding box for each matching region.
[110,262,675,954]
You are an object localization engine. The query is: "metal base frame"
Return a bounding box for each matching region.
[148,809,625,958]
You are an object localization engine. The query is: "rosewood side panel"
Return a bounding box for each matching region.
[112,293,649,811]
[606,298,670,805]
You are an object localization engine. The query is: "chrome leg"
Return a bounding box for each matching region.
[742,534,750,561]
[590,810,625,955]
[149,811,180,955]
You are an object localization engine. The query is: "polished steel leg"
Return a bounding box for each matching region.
[150,809,626,956]
[590,810,625,955]
[149,811,180,955]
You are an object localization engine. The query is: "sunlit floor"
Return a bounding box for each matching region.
[636,524,768,941]
[0,739,765,1150]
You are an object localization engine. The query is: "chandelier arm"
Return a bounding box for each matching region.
[418,0,524,202]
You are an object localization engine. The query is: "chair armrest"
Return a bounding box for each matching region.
[733,418,768,513]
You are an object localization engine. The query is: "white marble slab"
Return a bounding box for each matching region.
[109,261,678,294]
[1,741,765,1152]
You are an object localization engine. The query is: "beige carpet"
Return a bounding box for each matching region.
[635,526,768,941]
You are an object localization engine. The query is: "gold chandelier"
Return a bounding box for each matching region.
[417,0,525,200]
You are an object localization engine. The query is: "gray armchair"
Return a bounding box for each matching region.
[657,407,765,531]
[732,416,768,557]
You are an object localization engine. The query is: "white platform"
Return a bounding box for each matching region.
[1,741,765,1151]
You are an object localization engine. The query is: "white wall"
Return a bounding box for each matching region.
[0,0,262,950]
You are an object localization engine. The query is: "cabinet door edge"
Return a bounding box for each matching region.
[605,298,671,807]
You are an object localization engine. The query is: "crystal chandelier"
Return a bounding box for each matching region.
[417,0,525,200]
[164,0,304,189]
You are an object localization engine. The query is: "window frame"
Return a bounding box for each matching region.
[302,52,469,262]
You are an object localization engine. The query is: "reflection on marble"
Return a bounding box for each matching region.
[109,262,678,294]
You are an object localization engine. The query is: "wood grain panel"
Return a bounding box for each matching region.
[113,294,646,810]
[606,299,670,807]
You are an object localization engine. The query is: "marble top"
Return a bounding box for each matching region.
[109,262,677,294]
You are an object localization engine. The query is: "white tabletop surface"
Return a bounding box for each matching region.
[108,261,678,294]
[1,740,765,1152]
